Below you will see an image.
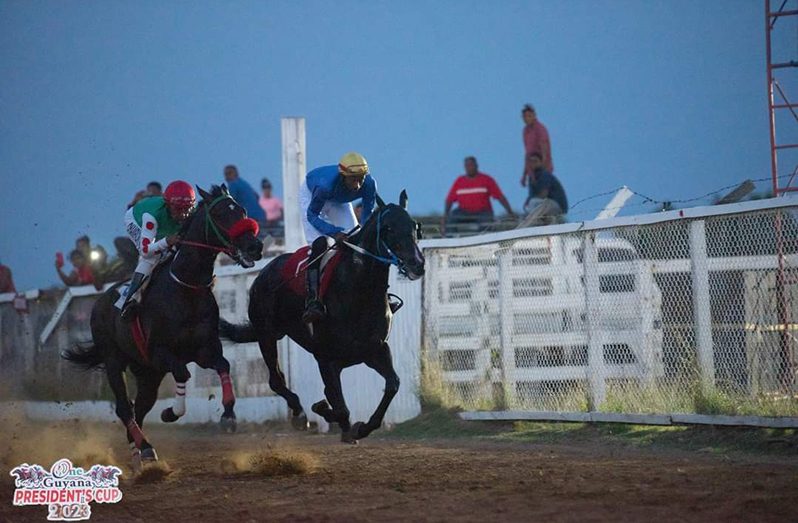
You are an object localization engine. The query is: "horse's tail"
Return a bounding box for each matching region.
[219,319,258,344]
[61,342,105,371]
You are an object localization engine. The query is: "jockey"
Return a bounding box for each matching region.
[118,180,196,320]
[300,152,376,323]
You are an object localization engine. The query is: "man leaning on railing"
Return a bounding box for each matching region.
[520,152,568,227]
[441,156,515,237]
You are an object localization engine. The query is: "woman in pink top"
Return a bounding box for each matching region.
[259,178,284,228]
[521,104,554,186]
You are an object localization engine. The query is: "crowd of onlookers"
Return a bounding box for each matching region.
[441,103,568,234]
[48,165,285,288]
[32,105,561,290]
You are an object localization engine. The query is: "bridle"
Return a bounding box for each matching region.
[170,194,259,289]
[342,207,417,277]
[178,195,245,255]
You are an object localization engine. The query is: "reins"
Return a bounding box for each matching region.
[169,194,238,289]
[176,195,238,255]
[274,207,407,294]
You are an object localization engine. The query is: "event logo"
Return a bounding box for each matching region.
[10,458,122,521]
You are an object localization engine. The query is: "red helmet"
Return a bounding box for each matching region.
[163,180,196,221]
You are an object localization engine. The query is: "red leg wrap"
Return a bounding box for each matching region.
[126,419,145,448]
[219,371,235,406]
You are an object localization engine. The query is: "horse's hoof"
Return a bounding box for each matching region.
[350,421,367,440]
[311,400,330,416]
[220,414,237,433]
[131,449,142,474]
[340,431,359,445]
[160,408,179,423]
[141,447,158,462]
[291,411,310,431]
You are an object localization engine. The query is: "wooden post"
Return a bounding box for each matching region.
[281,117,307,252]
[583,232,606,410]
[689,220,715,392]
[497,248,517,408]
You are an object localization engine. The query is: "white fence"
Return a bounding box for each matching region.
[3,197,797,428]
[1,260,422,430]
[420,198,798,424]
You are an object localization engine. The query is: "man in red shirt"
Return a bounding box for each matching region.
[520,104,554,187]
[55,249,94,287]
[441,156,515,236]
[0,260,15,294]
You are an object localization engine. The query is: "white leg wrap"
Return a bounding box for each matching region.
[172,382,186,417]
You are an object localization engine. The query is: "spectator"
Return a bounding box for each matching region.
[520,104,554,188]
[56,249,94,287]
[91,237,139,290]
[223,165,267,224]
[258,178,284,234]
[441,156,515,236]
[0,259,16,294]
[127,181,163,209]
[522,152,568,225]
[75,235,107,278]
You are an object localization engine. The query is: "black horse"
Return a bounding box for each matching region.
[220,190,424,442]
[63,184,263,466]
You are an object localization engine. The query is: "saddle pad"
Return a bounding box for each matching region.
[280,246,342,299]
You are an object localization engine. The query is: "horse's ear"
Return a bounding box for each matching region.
[221,183,229,195]
[197,185,212,201]
[375,194,386,209]
[399,189,408,210]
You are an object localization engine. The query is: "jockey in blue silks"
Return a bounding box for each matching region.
[299,152,376,323]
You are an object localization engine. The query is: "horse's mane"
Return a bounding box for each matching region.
[177,185,227,236]
[348,203,386,243]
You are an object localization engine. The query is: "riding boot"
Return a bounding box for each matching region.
[302,267,326,323]
[120,272,146,322]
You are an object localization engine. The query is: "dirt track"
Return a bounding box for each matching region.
[1,421,796,522]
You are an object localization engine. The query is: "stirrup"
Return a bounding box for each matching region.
[388,293,404,314]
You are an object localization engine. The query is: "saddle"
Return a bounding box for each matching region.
[280,246,342,299]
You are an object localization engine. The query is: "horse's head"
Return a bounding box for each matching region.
[365,190,425,280]
[192,184,263,268]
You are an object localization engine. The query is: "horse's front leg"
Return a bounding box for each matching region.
[215,354,237,433]
[152,348,191,423]
[195,340,237,432]
[258,334,307,430]
[313,358,354,442]
[351,342,399,441]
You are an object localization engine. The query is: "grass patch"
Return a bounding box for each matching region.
[386,406,798,456]
[501,421,798,456]
[385,406,510,440]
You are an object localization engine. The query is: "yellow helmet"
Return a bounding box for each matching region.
[338,152,369,177]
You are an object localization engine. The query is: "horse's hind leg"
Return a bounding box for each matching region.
[258,336,308,430]
[106,359,156,467]
[131,365,164,461]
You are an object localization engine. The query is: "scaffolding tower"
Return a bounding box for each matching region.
[765,0,797,390]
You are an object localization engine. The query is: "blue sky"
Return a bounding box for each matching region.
[0,0,791,289]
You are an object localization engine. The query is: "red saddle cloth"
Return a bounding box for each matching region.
[280,246,343,299]
[130,316,149,363]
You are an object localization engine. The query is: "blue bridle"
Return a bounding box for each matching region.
[343,208,402,268]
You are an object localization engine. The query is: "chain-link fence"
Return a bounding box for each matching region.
[421,201,798,419]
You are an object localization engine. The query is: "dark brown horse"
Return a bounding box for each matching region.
[64,184,263,467]
[221,191,424,442]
